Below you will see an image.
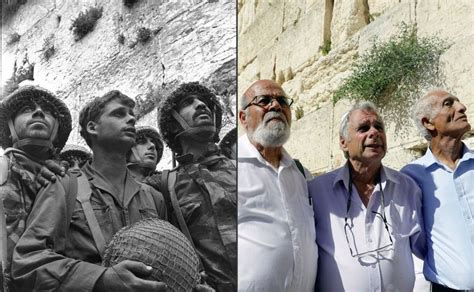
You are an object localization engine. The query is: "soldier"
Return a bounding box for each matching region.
[127,126,164,182]
[0,86,72,291]
[11,90,168,291]
[59,144,91,173]
[218,127,236,160]
[145,82,237,291]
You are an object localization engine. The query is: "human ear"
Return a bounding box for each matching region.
[86,121,98,136]
[239,110,247,127]
[339,135,348,152]
[422,117,435,131]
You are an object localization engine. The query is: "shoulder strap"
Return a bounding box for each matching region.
[294,159,306,178]
[0,156,10,185]
[75,173,106,258]
[165,170,204,272]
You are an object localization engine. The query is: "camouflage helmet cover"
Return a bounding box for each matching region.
[157,82,222,154]
[59,144,91,162]
[0,85,72,150]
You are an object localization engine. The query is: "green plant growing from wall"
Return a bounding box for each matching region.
[41,34,55,61]
[295,106,304,120]
[123,0,139,8]
[6,32,21,45]
[333,23,450,136]
[70,7,103,41]
[137,27,151,43]
[319,40,331,56]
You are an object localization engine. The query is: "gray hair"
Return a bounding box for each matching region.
[412,89,445,141]
[240,94,248,113]
[339,100,381,140]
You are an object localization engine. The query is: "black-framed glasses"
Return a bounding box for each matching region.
[243,95,294,110]
[343,166,393,257]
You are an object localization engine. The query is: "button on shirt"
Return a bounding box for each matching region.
[238,134,318,292]
[401,144,474,290]
[309,163,425,292]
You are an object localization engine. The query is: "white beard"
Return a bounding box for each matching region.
[248,111,291,147]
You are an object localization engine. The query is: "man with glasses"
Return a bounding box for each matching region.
[238,80,317,291]
[308,101,425,291]
[401,89,474,291]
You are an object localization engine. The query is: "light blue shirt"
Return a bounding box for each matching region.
[309,163,424,292]
[401,144,474,290]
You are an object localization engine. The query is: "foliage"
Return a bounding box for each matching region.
[333,23,450,135]
[117,33,125,44]
[295,106,304,120]
[319,39,331,56]
[123,0,139,8]
[6,32,21,45]
[137,27,151,43]
[41,34,55,61]
[70,7,103,41]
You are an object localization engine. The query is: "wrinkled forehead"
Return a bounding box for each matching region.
[13,98,56,117]
[246,81,286,100]
[426,90,457,106]
[349,109,383,125]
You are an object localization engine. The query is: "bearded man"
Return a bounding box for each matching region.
[237,80,318,292]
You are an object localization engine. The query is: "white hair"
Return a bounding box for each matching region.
[412,88,445,141]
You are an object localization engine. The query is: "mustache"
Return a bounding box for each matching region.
[193,108,212,120]
[263,111,288,125]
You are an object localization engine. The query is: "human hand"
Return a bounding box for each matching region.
[94,260,167,292]
[194,284,215,292]
[35,159,66,187]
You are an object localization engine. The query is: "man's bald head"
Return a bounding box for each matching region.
[240,80,285,110]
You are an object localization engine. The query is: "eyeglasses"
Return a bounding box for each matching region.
[343,167,393,257]
[243,95,294,110]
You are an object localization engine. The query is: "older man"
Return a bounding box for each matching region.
[401,89,474,291]
[238,80,317,292]
[309,101,425,291]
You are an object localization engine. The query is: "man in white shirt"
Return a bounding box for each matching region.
[308,101,425,291]
[238,79,318,292]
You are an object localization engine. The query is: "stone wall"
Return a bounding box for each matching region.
[1,0,236,169]
[238,0,474,174]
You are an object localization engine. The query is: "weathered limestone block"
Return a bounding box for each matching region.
[330,0,369,47]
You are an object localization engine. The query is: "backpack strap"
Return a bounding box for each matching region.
[0,156,10,186]
[0,197,8,292]
[75,173,106,258]
[162,170,204,272]
[294,159,306,178]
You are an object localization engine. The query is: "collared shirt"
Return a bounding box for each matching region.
[145,149,237,291]
[401,144,474,290]
[12,162,166,291]
[309,162,424,292]
[238,134,318,292]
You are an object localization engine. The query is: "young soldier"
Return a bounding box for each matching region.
[127,126,164,182]
[11,90,167,291]
[146,82,237,291]
[0,86,72,291]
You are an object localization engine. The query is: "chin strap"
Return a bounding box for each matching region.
[8,119,59,151]
[171,109,216,140]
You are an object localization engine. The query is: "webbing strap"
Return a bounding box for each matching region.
[0,198,8,292]
[76,174,106,258]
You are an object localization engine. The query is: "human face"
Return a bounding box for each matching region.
[130,136,158,165]
[427,91,471,138]
[91,99,136,149]
[177,95,214,128]
[240,80,291,147]
[13,102,57,141]
[340,109,387,164]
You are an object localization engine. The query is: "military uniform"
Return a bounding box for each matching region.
[11,162,167,291]
[146,149,237,291]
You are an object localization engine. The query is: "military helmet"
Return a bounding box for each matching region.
[59,144,91,162]
[135,126,164,163]
[157,82,222,154]
[0,85,72,151]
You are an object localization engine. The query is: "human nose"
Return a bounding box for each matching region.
[456,100,467,113]
[32,105,46,118]
[194,99,210,110]
[147,140,156,151]
[267,98,282,111]
[127,113,136,126]
[367,126,381,138]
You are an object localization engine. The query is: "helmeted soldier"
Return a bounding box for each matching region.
[127,126,164,182]
[0,85,72,291]
[145,82,237,291]
[59,144,92,173]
